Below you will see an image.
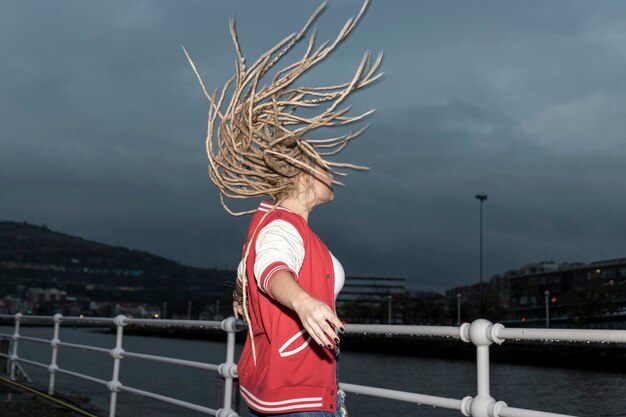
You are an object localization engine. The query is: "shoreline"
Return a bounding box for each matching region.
[113,325,626,373]
[3,320,625,373]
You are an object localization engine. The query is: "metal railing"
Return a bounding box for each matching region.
[1,313,626,417]
[0,313,239,417]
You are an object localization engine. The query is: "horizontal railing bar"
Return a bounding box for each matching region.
[2,314,625,343]
[120,384,217,415]
[500,406,576,417]
[1,314,57,321]
[496,327,626,344]
[0,315,224,329]
[0,333,14,338]
[122,351,220,371]
[345,324,461,338]
[0,315,114,324]
[58,341,112,354]
[55,367,109,386]
[340,382,463,410]
[59,317,115,323]
[124,318,223,328]
[15,357,48,369]
[18,336,51,344]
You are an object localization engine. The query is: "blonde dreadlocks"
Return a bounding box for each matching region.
[184,0,381,363]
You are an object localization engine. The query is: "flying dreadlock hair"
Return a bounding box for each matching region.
[184,0,382,363]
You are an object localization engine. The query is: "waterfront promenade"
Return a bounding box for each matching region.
[2,314,626,416]
[0,376,99,417]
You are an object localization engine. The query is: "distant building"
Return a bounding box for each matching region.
[113,303,160,318]
[336,276,406,324]
[337,276,406,304]
[446,258,626,327]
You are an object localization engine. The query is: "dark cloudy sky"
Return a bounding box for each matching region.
[2,1,626,292]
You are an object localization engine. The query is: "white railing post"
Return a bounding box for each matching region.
[467,319,507,417]
[48,313,62,394]
[217,317,239,417]
[108,315,127,417]
[9,312,22,380]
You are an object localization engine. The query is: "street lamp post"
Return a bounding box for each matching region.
[544,290,550,328]
[456,293,462,325]
[387,295,392,324]
[475,193,488,318]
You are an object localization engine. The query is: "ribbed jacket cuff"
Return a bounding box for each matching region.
[260,261,298,298]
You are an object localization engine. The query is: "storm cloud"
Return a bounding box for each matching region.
[2,1,626,291]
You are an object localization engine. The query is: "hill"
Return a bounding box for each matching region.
[0,221,235,313]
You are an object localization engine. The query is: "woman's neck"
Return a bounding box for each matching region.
[279,198,311,222]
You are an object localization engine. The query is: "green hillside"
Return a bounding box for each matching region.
[0,221,235,311]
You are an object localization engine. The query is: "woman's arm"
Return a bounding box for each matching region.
[269,271,343,349]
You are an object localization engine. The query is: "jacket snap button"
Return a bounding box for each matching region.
[330,404,333,409]
[330,391,334,395]
[325,274,331,278]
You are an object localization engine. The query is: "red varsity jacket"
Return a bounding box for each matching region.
[237,201,338,414]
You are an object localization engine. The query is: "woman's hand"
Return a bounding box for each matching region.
[292,294,343,349]
[233,286,245,321]
[233,300,245,321]
[269,270,344,349]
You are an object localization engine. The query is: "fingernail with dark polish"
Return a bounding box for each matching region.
[327,344,333,350]
[334,338,340,344]
[339,327,345,333]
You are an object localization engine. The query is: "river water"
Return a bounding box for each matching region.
[1,326,623,417]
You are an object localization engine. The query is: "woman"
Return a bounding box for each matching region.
[184,1,380,416]
[233,163,347,416]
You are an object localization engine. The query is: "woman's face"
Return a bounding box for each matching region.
[310,165,334,205]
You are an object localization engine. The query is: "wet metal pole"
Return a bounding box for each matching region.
[475,194,488,318]
[544,290,550,328]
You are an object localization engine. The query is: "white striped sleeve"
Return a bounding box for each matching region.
[254,220,305,298]
[236,259,245,288]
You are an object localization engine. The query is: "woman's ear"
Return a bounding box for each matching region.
[296,172,312,190]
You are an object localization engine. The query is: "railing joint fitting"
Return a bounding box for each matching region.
[459,323,471,343]
[50,338,61,348]
[216,408,238,417]
[218,362,239,378]
[14,313,22,321]
[221,316,238,333]
[110,347,125,359]
[470,394,496,417]
[48,364,59,373]
[490,400,507,417]
[113,315,128,327]
[460,396,473,416]
[53,313,63,323]
[490,323,505,345]
[107,380,123,393]
[469,319,494,346]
